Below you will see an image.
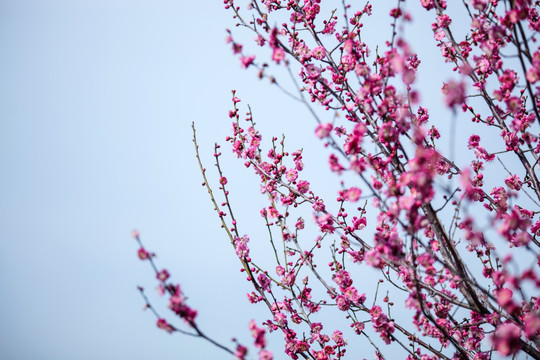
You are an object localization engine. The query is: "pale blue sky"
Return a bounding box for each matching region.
[0,1,490,359]
[0,1,286,359]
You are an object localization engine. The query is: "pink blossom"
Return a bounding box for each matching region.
[351,321,365,334]
[312,46,326,60]
[336,295,351,311]
[315,123,333,138]
[234,235,250,258]
[254,34,265,46]
[531,219,540,236]
[315,213,335,233]
[345,187,361,202]
[156,269,170,282]
[273,312,288,326]
[524,313,540,339]
[285,168,298,182]
[295,217,305,230]
[137,247,150,260]
[272,48,285,64]
[442,80,466,108]
[249,319,267,348]
[331,330,346,347]
[328,154,345,174]
[258,349,273,360]
[234,344,248,360]
[305,64,321,79]
[156,318,173,333]
[472,0,488,11]
[370,305,394,344]
[296,180,310,194]
[504,174,522,190]
[240,55,255,68]
[281,269,296,287]
[491,322,522,356]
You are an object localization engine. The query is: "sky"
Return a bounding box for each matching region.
[0,1,285,359]
[0,1,491,360]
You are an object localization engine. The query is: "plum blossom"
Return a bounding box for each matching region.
[442,80,466,108]
[491,322,522,356]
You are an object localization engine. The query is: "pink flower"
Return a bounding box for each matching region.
[157,269,170,282]
[315,123,333,138]
[333,270,352,289]
[249,319,267,348]
[234,344,248,360]
[524,313,540,339]
[365,249,385,268]
[281,270,296,287]
[472,0,488,11]
[312,199,325,212]
[336,295,351,311]
[531,219,540,236]
[137,247,150,260]
[285,168,298,182]
[504,174,522,190]
[257,273,271,292]
[315,213,335,233]
[240,55,255,68]
[297,180,310,194]
[442,80,466,108]
[156,318,173,333]
[345,187,361,202]
[234,235,250,258]
[491,322,522,356]
[265,206,280,218]
[370,305,394,344]
[305,64,321,79]
[272,48,285,63]
[420,0,435,10]
[351,321,365,334]
[258,349,273,360]
[312,46,326,60]
[247,291,262,304]
[332,330,346,347]
[328,154,345,174]
[254,34,265,47]
[273,312,288,326]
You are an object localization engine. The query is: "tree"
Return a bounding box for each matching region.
[132,0,540,359]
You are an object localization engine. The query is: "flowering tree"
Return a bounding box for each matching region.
[132,0,540,359]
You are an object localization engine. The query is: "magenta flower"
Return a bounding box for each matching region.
[234,344,248,360]
[296,180,310,194]
[442,80,466,108]
[314,123,333,138]
[156,269,170,282]
[285,168,298,182]
[312,46,326,60]
[258,349,273,360]
[234,235,250,258]
[249,319,267,349]
[137,247,149,260]
[491,322,522,356]
[240,55,255,68]
[156,318,173,333]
